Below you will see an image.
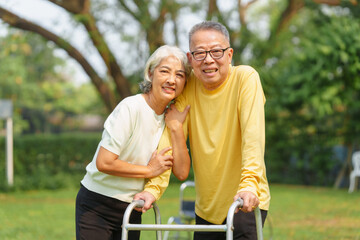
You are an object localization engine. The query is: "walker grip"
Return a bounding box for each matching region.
[236,198,244,208]
[132,199,145,208]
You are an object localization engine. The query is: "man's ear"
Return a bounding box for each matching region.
[227,48,234,64]
[187,52,192,64]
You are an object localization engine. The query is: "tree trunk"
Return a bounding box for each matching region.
[0,7,117,112]
[48,0,132,101]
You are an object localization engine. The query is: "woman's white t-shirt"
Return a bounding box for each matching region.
[81,94,165,203]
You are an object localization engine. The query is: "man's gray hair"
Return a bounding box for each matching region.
[139,45,190,93]
[188,21,230,46]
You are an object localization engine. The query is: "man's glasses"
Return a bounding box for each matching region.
[191,47,230,61]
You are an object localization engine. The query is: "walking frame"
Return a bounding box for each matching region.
[122,198,263,240]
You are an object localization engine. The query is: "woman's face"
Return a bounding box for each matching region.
[149,56,186,102]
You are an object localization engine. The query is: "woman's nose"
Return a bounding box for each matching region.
[167,74,175,84]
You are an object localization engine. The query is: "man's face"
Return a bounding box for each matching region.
[187,29,233,90]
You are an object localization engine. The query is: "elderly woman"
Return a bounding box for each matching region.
[75,45,191,240]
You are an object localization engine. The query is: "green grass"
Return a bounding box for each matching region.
[0,184,359,240]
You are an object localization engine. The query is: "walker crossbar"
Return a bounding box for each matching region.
[122,199,263,240]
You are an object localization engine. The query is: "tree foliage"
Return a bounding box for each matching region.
[259,6,360,186]
[2,0,353,111]
[0,0,360,186]
[0,31,103,133]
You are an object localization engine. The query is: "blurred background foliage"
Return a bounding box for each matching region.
[0,32,105,134]
[0,0,359,190]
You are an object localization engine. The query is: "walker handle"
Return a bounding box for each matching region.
[132,199,145,208]
[233,197,263,240]
[236,198,244,208]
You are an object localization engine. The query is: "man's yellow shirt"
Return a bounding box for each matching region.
[144,64,270,224]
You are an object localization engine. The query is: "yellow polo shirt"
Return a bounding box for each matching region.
[144,65,270,224]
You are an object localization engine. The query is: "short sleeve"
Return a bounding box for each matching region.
[100,101,134,155]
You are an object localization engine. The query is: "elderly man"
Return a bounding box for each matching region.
[135,21,270,240]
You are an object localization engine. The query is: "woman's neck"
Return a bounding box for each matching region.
[143,93,167,115]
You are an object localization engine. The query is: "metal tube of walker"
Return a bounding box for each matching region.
[122,200,163,240]
[152,202,162,240]
[122,198,263,240]
[228,198,263,240]
[122,200,140,240]
[254,207,264,240]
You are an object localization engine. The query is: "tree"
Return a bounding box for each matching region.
[0,30,103,133]
[1,0,353,112]
[260,7,360,186]
[1,0,359,185]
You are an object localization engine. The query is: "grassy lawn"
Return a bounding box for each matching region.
[0,184,359,240]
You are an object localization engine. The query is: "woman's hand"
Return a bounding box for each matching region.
[146,147,173,178]
[165,104,190,131]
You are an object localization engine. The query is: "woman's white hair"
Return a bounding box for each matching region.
[139,45,191,93]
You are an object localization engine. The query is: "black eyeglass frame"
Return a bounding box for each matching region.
[191,47,230,61]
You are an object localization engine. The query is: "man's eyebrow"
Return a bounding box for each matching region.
[193,45,223,51]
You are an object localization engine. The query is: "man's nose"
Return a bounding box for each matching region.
[204,52,215,63]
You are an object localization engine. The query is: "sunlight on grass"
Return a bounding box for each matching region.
[0,184,359,240]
